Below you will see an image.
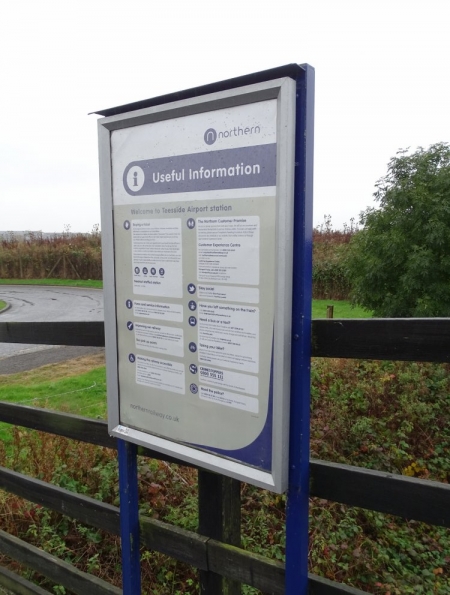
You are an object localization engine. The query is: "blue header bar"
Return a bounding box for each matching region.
[123,144,276,196]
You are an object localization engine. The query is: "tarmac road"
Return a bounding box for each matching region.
[0,286,104,374]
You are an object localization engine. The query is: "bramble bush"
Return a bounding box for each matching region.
[310,358,450,593]
[313,215,356,300]
[0,226,102,281]
[311,358,450,478]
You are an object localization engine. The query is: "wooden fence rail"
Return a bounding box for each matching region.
[0,318,449,594]
[2,317,450,361]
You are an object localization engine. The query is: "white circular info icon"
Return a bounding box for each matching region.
[126,166,145,191]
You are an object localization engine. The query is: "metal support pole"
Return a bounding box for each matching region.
[118,438,141,594]
[285,64,315,595]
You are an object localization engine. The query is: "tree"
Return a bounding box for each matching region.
[346,143,450,317]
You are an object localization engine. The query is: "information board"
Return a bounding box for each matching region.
[99,77,297,491]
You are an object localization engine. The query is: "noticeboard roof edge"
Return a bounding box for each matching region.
[91,63,307,118]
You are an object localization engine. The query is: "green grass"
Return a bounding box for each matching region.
[0,300,6,311]
[0,278,103,289]
[312,299,372,318]
[0,367,107,445]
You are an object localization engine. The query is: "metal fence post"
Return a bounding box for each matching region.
[285,64,315,595]
[118,438,141,594]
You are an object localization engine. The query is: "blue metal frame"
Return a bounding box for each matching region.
[285,64,315,594]
[118,439,141,594]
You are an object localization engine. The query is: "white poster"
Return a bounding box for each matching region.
[100,71,303,494]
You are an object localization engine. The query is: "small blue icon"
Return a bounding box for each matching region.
[151,268,156,275]
[190,383,198,394]
[189,342,197,353]
[188,300,197,311]
[189,364,198,374]
[143,267,148,275]
[126,299,133,309]
[189,316,197,327]
[134,267,140,275]
[129,353,136,363]
[187,218,195,229]
[187,283,196,294]
[123,220,131,230]
[127,321,134,331]
[159,268,165,276]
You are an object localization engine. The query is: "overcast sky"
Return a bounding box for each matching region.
[1,0,449,233]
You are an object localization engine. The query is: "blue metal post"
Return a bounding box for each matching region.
[118,438,141,594]
[285,64,315,594]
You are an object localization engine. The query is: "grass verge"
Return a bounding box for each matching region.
[0,278,103,289]
[312,299,372,318]
[0,354,106,445]
[0,300,6,311]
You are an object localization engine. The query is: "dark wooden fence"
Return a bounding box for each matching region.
[0,318,449,594]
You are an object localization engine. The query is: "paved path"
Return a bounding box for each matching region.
[0,286,104,372]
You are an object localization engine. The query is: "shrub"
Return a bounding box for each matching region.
[346,143,450,316]
[312,215,357,300]
[0,227,102,280]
